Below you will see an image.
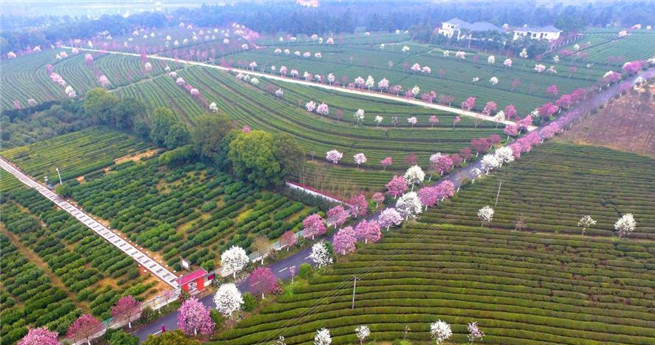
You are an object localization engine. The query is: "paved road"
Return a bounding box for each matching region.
[62,46,532,129]
[0,157,179,289]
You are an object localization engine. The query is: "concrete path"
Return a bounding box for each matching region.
[0,157,179,289]
[62,46,533,129]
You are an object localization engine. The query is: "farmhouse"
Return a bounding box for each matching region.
[513,25,562,41]
[438,17,503,40]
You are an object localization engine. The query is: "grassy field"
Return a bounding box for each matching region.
[212,142,655,345]
[0,171,158,344]
[559,28,655,65]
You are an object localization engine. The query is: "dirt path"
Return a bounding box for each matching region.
[114,148,159,165]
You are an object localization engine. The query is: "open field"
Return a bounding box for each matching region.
[213,142,655,345]
[561,29,655,65]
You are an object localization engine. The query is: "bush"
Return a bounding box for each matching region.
[298,263,313,279]
[242,293,257,312]
[210,309,224,329]
[109,330,139,345]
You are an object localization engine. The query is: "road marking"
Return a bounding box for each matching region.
[278,267,288,273]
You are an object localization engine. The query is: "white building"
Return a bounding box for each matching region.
[513,26,562,41]
[439,18,503,40]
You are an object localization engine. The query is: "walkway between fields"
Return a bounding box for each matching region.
[0,157,180,289]
[62,46,533,129]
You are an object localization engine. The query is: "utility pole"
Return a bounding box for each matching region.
[351,276,359,309]
[55,167,63,185]
[494,181,503,207]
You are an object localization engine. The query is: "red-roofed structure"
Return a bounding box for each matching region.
[178,269,207,294]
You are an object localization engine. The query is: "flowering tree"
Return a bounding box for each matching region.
[534,64,546,73]
[316,103,329,116]
[327,205,349,228]
[537,102,559,119]
[221,246,249,278]
[371,192,385,208]
[418,187,438,210]
[326,150,343,165]
[430,320,453,344]
[481,154,501,173]
[355,325,371,345]
[333,226,357,255]
[455,51,466,59]
[396,192,423,220]
[471,138,491,157]
[354,76,365,89]
[478,206,495,227]
[67,314,102,345]
[250,267,278,299]
[504,124,519,139]
[483,101,497,115]
[380,156,393,170]
[379,208,403,230]
[310,242,333,268]
[546,84,559,97]
[314,328,332,345]
[386,175,408,198]
[365,75,375,90]
[280,230,298,250]
[487,55,495,64]
[407,117,418,127]
[355,220,381,244]
[461,97,476,111]
[459,147,473,163]
[214,283,243,317]
[378,78,390,90]
[19,328,61,345]
[429,115,439,127]
[411,63,421,72]
[404,165,425,190]
[303,214,327,240]
[468,322,485,344]
[354,109,365,125]
[354,153,367,168]
[577,215,596,235]
[306,101,317,112]
[615,214,636,238]
[111,295,141,328]
[178,298,215,336]
[349,194,368,218]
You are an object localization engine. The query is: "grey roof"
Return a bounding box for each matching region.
[515,25,562,33]
[443,17,469,26]
[465,22,502,32]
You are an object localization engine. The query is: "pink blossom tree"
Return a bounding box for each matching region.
[333,226,357,255]
[111,295,141,328]
[519,115,533,131]
[67,314,102,345]
[349,194,368,218]
[316,102,329,116]
[249,267,278,299]
[537,102,559,119]
[483,101,497,116]
[418,187,438,210]
[280,230,298,251]
[326,150,343,165]
[177,298,215,336]
[386,175,408,199]
[504,104,518,121]
[459,147,473,163]
[303,214,327,240]
[371,192,385,208]
[404,153,418,166]
[429,115,439,127]
[504,124,519,139]
[380,156,393,170]
[546,84,559,97]
[461,97,476,111]
[556,94,573,109]
[354,153,367,169]
[452,116,461,129]
[355,220,381,244]
[327,205,349,228]
[471,138,491,156]
[379,208,403,231]
[19,328,61,345]
[450,154,463,167]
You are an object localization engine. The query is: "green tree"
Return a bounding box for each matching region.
[150,107,176,147]
[142,330,200,345]
[191,113,236,163]
[114,97,147,130]
[109,330,139,345]
[55,183,71,197]
[164,123,190,149]
[228,130,282,187]
[273,133,305,181]
[84,87,119,124]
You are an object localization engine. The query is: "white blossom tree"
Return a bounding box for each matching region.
[470,167,483,183]
[494,147,515,166]
[354,109,365,125]
[209,102,218,113]
[213,283,243,318]
[314,328,332,345]
[396,192,423,220]
[379,208,403,231]
[577,215,596,235]
[467,322,484,344]
[478,206,494,228]
[480,154,501,174]
[404,165,425,190]
[375,116,383,127]
[430,320,453,344]
[365,76,375,90]
[355,325,370,345]
[614,214,636,238]
[310,242,333,268]
[221,246,249,278]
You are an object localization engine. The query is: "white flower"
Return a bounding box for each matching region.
[310,242,333,268]
[214,283,243,317]
[396,192,423,220]
[430,320,453,344]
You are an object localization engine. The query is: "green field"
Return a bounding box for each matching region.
[559,29,655,65]
[213,142,655,345]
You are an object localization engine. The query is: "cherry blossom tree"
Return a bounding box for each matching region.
[379,208,403,231]
[467,322,484,344]
[326,150,343,165]
[418,187,438,210]
[481,154,501,174]
[487,55,495,64]
[378,78,389,90]
[316,102,329,116]
[537,102,559,119]
[365,75,375,90]
[249,267,278,299]
[478,206,494,227]
[381,157,393,170]
[289,265,296,283]
[354,109,365,125]
[355,325,371,345]
[546,84,559,97]
[280,230,298,250]
[430,320,453,344]
[354,153,367,168]
[407,117,418,127]
[214,283,243,317]
[577,215,596,235]
[489,76,499,87]
[177,298,215,336]
[396,192,423,220]
[615,214,636,238]
[534,64,546,73]
[314,328,332,345]
[19,328,61,345]
[411,63,421,72]
[602,71,621,84]
[111,295,141,328]
[354,76,365,89]
[67,314,102,345]
[349,194,368,218]
[460,147,473,163]
[306,100,317,112]
[327,205,349,228]
[221,246,249,278]
[355,220,381,244]
[375,116,384,127]
[372,192,385,208]
[461,97,476,111]
[429,115,439,127]
[495,147,515,166]
[333,226,357,255]
[404,165,425,190]
[386,175,409,198]
[310,242,333,268]
[471,138,491,157]
[303,214,327,240]
[504,124,519,139]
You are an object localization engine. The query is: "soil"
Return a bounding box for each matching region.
[561,84,655,158]
[114,148,159,165]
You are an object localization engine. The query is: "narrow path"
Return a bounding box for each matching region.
[62,46,534,129]
[0,157,179,289]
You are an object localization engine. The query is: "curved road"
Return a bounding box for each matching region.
[132,66,655,342]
